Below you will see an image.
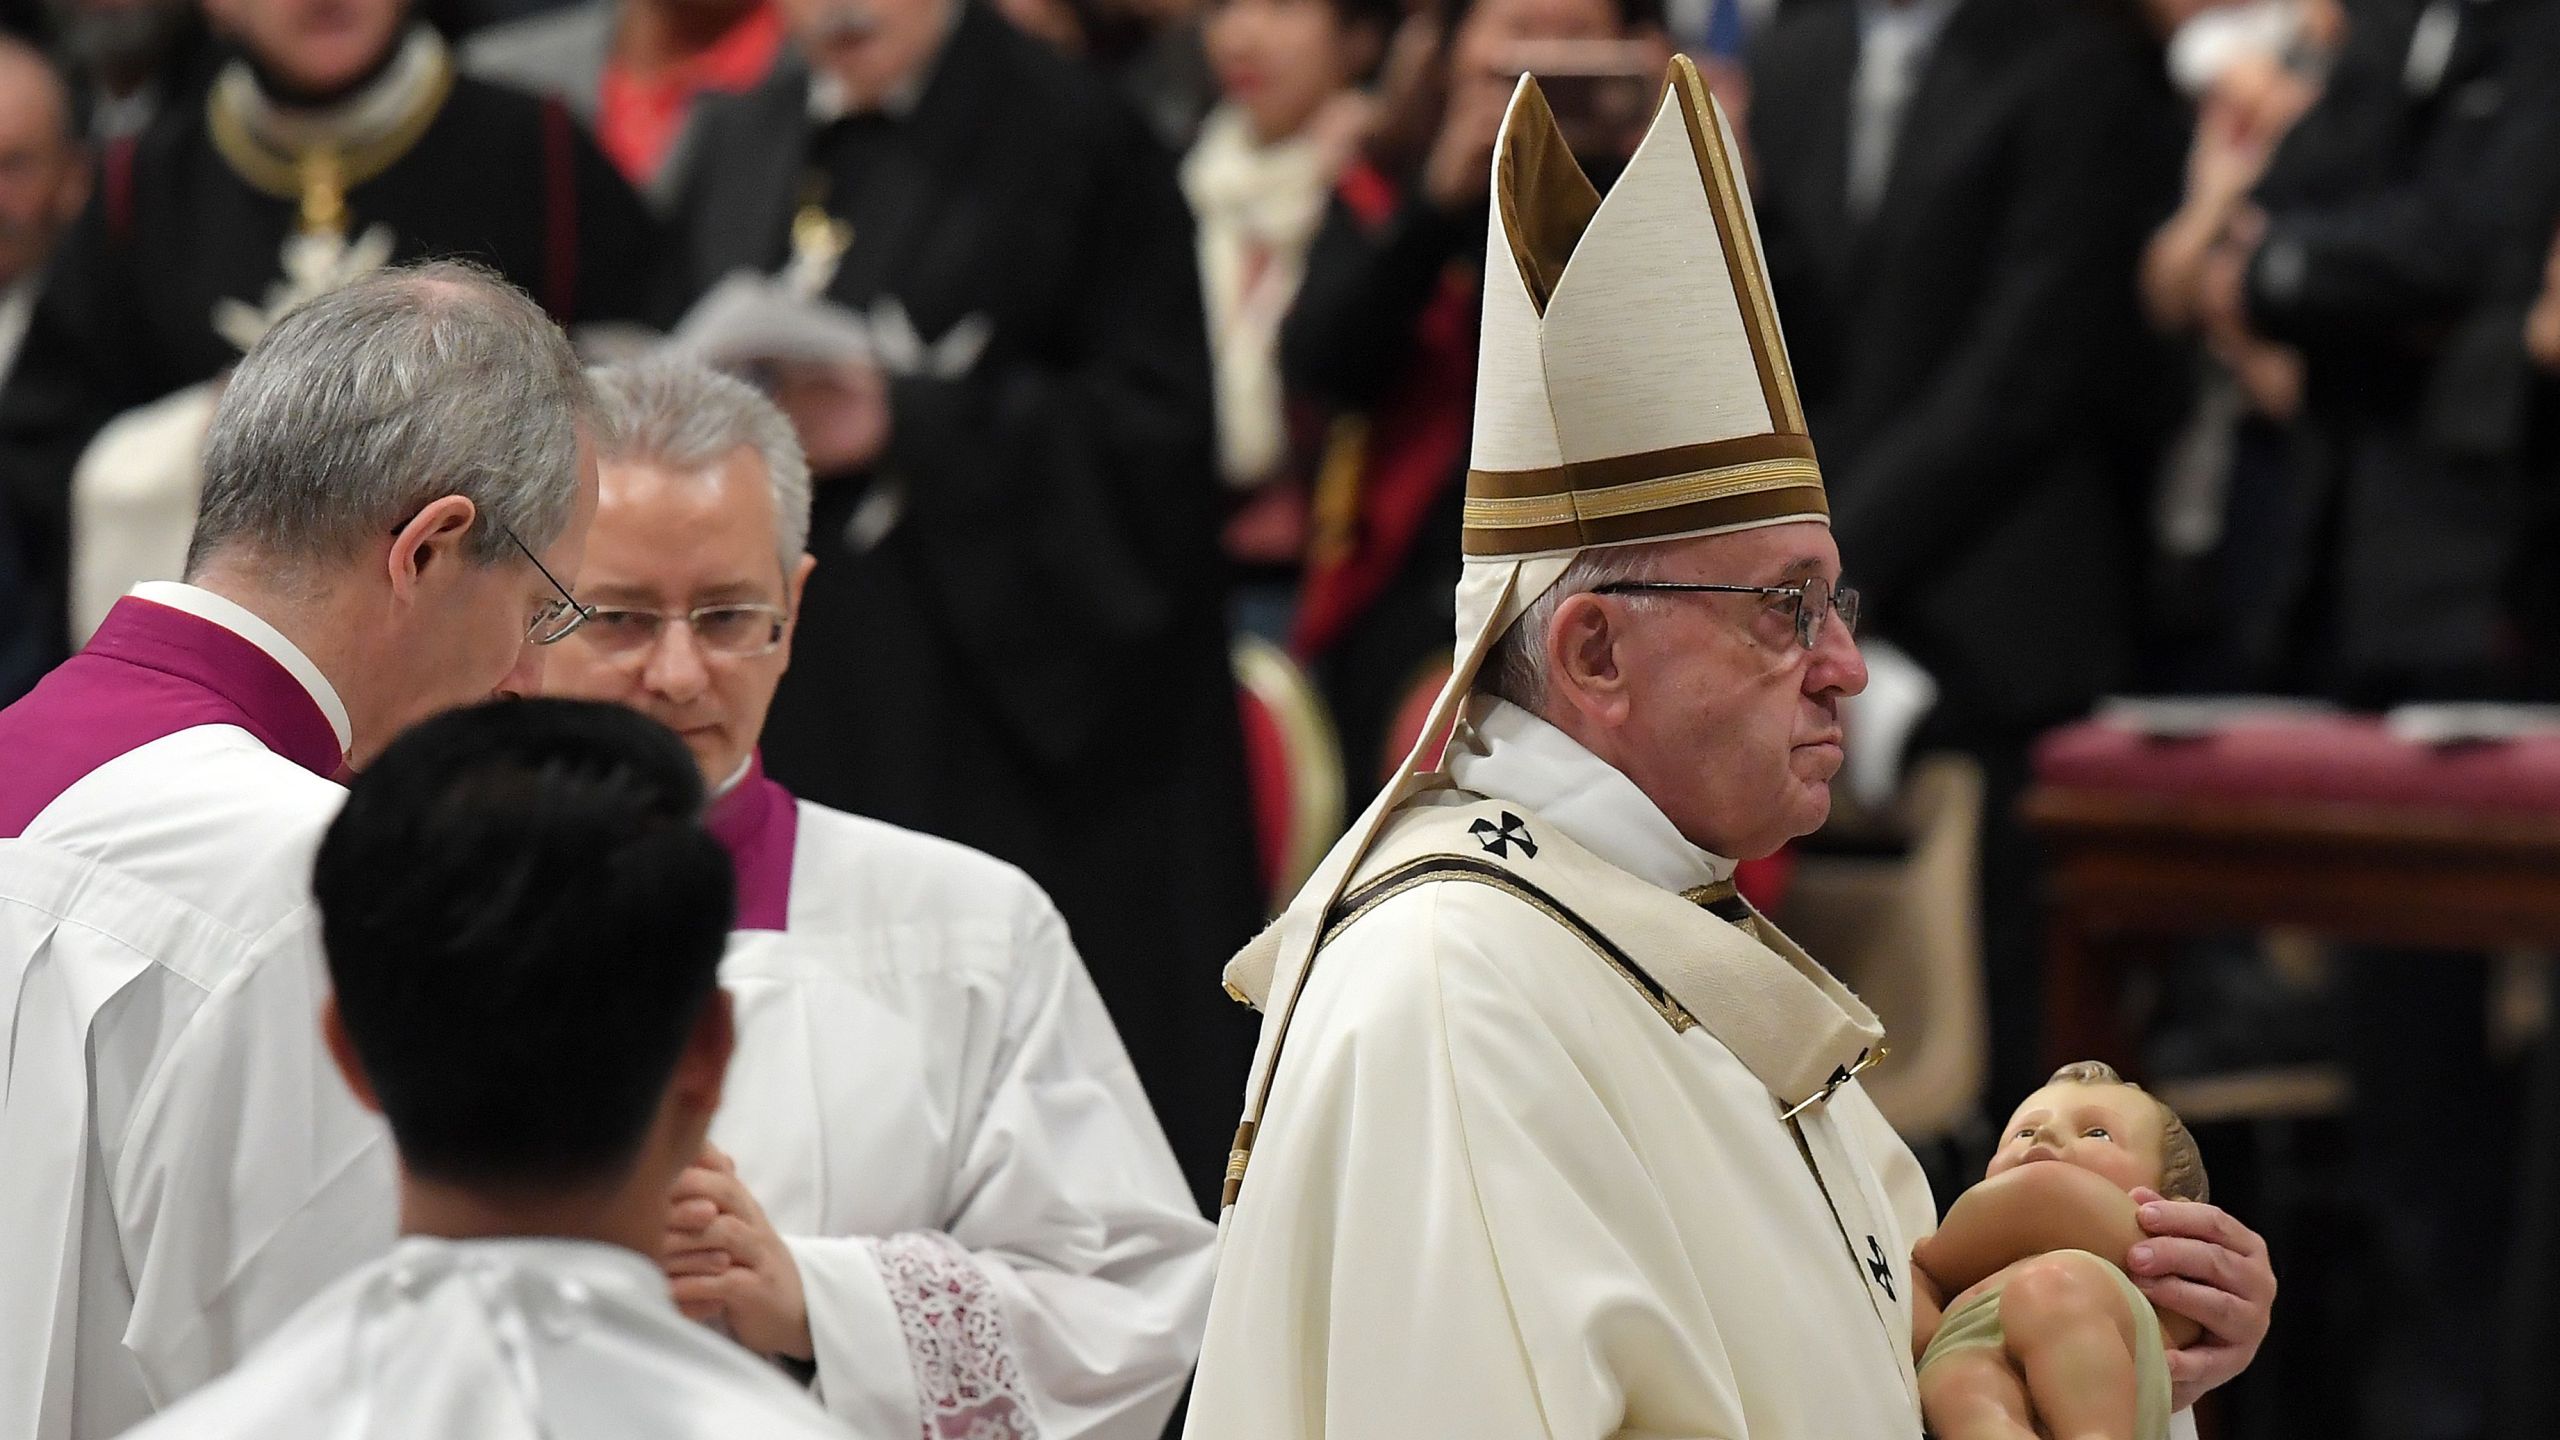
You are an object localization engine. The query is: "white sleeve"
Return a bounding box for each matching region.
[1186,887,1748,1440]
[790,896,1215,1440]
[115,910,395,1406]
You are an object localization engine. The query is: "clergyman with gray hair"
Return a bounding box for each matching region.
[0,260,601,1440]
[541,354,1215,1440]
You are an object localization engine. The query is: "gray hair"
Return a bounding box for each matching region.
[1481,542,1675,713]
[584,355,811,572]
[188,261,591,576]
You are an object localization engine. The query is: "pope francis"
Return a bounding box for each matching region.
[1182,58,2275,1440]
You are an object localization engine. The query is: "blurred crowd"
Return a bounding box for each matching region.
[1,0,2556,1427]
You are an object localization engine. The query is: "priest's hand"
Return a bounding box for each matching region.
[662,1146,815,1361]
[770,360,892,476]
[2125,1186,2276,1411]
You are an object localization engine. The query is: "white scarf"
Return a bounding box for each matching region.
[1440,696,1741,894]
[1180,104,1335,489]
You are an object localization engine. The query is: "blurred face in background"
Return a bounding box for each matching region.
[1450,0,1623,81]
[0,45,86,288]
[210,0,408,97]
[778,0,956,107]
[1203,0,1380,146]
[45,0,197,93]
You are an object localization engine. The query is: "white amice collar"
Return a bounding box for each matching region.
[1442,695,1739,896]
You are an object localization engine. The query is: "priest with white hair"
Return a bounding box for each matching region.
[1182,59,2278,1440]
[542,354,1216,1440]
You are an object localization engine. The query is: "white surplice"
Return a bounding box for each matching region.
[705,776,1216,1440]
[0,586,393,1440]
[1188,698,2202,1440]
[116,1236,854,1439]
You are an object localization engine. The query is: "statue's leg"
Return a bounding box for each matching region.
[1918,1345,2039,1440]
[1997,1251,2143,1440]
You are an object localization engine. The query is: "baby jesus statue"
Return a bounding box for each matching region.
[1912,1061,2212,1440]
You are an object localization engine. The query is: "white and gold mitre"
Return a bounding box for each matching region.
[1455,53,1824,661]
[1217,57,1826,1211]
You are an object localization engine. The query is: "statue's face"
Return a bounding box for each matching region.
[1986,1083,2168,1196]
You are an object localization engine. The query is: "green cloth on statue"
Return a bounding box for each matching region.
[1920,1248,2171,1440]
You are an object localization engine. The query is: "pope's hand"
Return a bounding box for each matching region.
[662,1146,814,1361]
[2125,1186,2276,1411]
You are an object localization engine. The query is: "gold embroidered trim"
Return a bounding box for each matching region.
[1672,60,1805,436]
[1220,1120,1258,1208]
[1494,78,1602,316]
[1318,859,1696,1034]
[1681,880,1738,908]
[1463,459,1822,531]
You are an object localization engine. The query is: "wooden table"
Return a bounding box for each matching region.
[2025,718,2560,1071]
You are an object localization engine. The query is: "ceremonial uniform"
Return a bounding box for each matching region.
[703,760,1216,1440]
[0,585,393,1440]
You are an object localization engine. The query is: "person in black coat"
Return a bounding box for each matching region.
[1748,0,2184,1100]
[2228,0,2560,701]
[0,0,660,670]
[662,0,1261,1212]
[2214,5,2560,1435]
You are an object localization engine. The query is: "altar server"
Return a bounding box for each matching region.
[543,355,1215,1440]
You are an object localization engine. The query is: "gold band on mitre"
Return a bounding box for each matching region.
[1462,433,1826,557]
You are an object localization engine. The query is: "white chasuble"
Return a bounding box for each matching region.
[0,587,393,1440]
[1189,700,2198,1440]
[117,1237,852,1438]
[704,763,1216,1440]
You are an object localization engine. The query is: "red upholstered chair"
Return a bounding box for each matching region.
[1234,637,1348,915]
[2027,713,2560,1071]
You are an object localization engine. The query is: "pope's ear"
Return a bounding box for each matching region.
[1543,591,1634,723]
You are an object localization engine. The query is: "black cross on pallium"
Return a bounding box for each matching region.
[1469,811,1538,859]
[1865,1235,1897,1300]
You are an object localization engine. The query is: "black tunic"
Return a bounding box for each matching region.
[668,10,1259,1212]
[0,62,660,663]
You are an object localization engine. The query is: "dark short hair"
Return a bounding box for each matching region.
[314,699,734,1190]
